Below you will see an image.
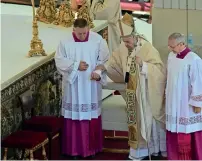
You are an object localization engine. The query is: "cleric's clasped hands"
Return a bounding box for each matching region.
[78,61,101,81]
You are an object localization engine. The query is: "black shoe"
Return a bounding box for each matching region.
[72,156,79,160]
[126,155,132,160]
[86,154,95,160]
[61,154,79,160]
[142,155,162,160]
[127,157,133,160]
[142,156,150,160]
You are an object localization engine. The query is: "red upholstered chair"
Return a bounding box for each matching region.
[21,89,63,160]
[2,130,48,160]
[1,95,49,160]
[22,116,63,159]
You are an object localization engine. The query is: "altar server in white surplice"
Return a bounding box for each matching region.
[166,33,202,160]
[55,18,109,159]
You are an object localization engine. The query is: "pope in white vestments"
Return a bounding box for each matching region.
[166,33,202,160]
[96,13,167,160]
[55,18,109,158]
[71,0,122,54]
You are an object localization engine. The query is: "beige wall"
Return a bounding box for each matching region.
[153,0,202,10]
[152,8,202,63]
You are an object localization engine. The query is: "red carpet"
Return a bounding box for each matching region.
[61,152,128,160]
[104,138,129,149]
[29,130,167,160]
[20,130,128,160]
[60,130,129,160]
[60,137,129,160]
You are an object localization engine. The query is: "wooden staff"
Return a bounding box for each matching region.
[118,19,124,37]
[31,0,35,20]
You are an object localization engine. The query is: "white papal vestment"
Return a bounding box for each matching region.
[129,62,167,160]
[105,39,167,159]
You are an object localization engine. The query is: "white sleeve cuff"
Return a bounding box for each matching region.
[67,61,79,84]
[93,70,102,77]
[93,70,107,85]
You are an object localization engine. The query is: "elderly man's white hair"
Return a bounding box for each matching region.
[168,32,186,44]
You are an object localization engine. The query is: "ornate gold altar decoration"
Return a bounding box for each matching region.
[28,0,46,57]
[36,0,57,24]
[53,0,74,27]
[77,0,94,28]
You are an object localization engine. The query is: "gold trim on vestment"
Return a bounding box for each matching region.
[126,54,139,149]
[126,89,138,149]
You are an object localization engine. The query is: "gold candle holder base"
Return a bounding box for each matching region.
[28,44,46,57]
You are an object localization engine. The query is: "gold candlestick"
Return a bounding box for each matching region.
[28,0,46,57]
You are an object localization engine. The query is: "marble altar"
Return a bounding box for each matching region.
[1,3,108,140]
